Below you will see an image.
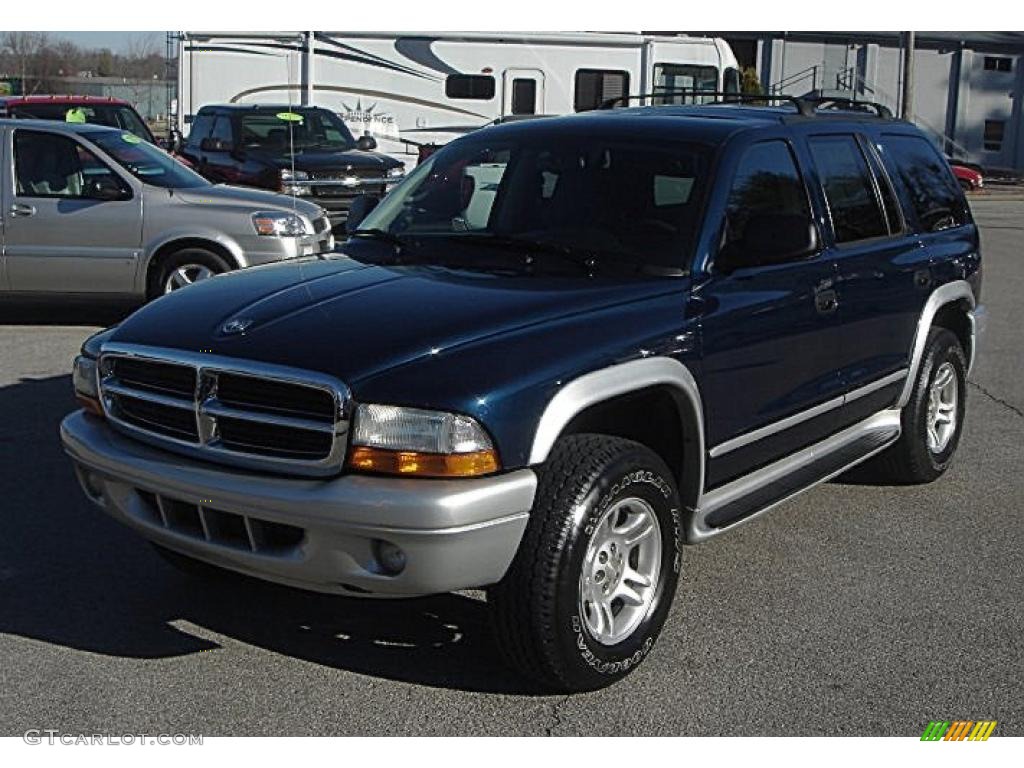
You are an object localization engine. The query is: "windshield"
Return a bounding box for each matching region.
[239,108,356,153]
[356,132,709,274]
[11,103,155,142]
[85,130,210,189]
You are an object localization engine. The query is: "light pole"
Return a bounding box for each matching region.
[901,31,916,121]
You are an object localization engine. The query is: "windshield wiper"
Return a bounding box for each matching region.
[348,228,406,250]
[438,233,605,274]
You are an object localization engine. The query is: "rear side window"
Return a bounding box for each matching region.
[445,74,495,100]
[808,135,888,244]
[878,134,969,232]
[574,69,630,111]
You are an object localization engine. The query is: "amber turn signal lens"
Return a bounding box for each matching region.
[347,446,499,477]
[76,395,104,418]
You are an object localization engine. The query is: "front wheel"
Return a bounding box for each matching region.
[488,434,683,692]
[148,247,230,299]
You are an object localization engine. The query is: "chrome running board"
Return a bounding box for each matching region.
[687,409,902,543]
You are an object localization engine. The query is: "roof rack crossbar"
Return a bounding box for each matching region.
[598,90,815,116]
[798,96,894,119]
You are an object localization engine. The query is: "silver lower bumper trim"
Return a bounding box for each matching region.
[61,410,536,597]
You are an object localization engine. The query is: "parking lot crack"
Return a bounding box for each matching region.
[545,694,572,736]
[969,380,1024,420]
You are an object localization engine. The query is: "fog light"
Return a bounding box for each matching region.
[375,540,407,575]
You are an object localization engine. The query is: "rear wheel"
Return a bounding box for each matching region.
[876,328,967,483]
[148,247,230,300]
[488,434,683,692]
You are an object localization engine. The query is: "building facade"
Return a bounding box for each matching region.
[713,32,1024,172]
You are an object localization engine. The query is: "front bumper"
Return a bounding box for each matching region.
[238,229,335,268]
[60,411,536,597]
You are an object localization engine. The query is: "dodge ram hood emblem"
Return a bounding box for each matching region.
[220,318,254,336]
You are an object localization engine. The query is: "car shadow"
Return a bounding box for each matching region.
[0,374,542,695]
[0,298,139,327]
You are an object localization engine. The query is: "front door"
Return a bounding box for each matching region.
[697,138,844,489]
[502,69,545,117]
[3,128,141,294]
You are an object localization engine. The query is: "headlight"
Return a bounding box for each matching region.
[73,355,103,417]
[252,211,310,237]
[280,168,312,196]
[347,404,500,477]
[387,165,405,179]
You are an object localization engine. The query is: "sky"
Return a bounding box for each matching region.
[52,31,165,53]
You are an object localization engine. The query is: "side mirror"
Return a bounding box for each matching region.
[717,213,819,272]
[199,137,232,152]
[345,194,381,233]
[86,176,130,202]
[356,134,377,152]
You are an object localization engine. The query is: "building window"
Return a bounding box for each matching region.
[511,78,537,115]
[574,69,630,111]
[445,74,496,100]
[984,56,1013,72]
[984,120,1006,152]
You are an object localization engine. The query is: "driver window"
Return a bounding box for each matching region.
[15,130,125,200]
[722,140,812,266]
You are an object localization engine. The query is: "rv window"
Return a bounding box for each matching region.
[653,64,719,104]
[574,70,630,111]
[446,74,496,100]
[511,79,537,115]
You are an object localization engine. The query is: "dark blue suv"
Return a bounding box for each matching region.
[61,98,985,692]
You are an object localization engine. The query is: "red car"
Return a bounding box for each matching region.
[949,161,984,192]
[0,94,155,144]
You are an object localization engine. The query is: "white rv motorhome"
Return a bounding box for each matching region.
[177,31,741,161]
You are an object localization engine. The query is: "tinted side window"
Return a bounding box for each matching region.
[574,69,630,111]
[14,130,126,199]
[878,134,969,232]
[724,140,811,261]
[187,113,215,145]
[445,74,495,100]
[211,116,234,144]
[808,135,887,243]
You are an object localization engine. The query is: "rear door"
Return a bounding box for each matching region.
[805,131,928,424]
[697,137,844,489]
[502,69,545,117]
[4,128,142,294]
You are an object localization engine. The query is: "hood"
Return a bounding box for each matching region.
[109,254,683,389]
[173,184,324,220]
[250,148,402,172]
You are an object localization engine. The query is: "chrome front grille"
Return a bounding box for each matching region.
[98,344,350,476]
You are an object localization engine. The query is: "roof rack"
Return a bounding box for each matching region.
[598,90,815,116]
[598,90,895,120]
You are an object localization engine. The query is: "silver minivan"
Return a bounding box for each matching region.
[0,119,333,299]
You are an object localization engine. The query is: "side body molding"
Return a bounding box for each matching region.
[898,280,976,408]
[528,357,705,507]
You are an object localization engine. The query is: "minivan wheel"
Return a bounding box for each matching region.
[875,328,967,483]
[148,247,230,299]
[487,434,682,692]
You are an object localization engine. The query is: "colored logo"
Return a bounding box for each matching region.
[921,720,998,741]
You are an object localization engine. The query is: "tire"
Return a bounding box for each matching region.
[876,328,968,483]
[487,434,683,692]
[147,247,231,300]
[151,543,231,582]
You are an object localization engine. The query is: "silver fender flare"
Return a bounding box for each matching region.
[528,357,706,507]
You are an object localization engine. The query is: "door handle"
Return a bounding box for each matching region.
[815,288,839,315]
[10,203,36,217]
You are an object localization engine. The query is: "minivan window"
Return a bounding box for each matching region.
[356,133,710,273]
[723,140,811,263]
[808,135,888,244]
[878,134,969,232]
[86,130,209,189]
[14,129,130,199]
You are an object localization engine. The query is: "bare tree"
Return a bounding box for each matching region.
[1,31,49,94]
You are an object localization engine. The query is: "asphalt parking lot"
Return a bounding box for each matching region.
[0,199,1021,737]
